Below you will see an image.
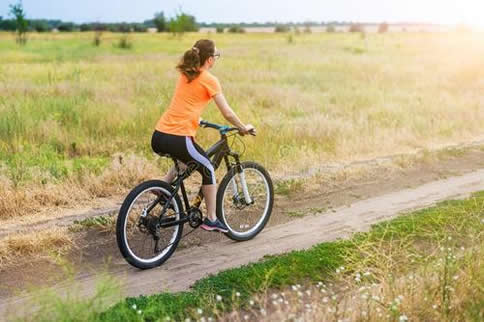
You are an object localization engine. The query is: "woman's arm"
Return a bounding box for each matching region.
[213,93,255,135]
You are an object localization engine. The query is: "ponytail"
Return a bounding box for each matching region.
[176,39,215,83]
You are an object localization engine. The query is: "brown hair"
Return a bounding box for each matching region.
[176,39,215,82]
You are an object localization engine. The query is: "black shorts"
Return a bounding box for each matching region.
[151,130,216,185]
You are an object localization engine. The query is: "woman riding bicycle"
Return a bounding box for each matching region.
[151,39,255,233]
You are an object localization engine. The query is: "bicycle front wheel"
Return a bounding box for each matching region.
[216,161,274,241]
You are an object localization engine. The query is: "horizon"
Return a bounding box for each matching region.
[0,0,483,27]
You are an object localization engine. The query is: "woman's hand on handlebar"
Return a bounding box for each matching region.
[239,124,256,136]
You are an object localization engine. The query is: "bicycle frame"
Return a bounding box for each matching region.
[157,132,244,228]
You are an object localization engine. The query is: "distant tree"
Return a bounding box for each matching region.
[154,12,166,32]
[378,22,389,33]
[80,23,93,32]
[133,24,147,32]
[9,1,28,45]
[0,18,18,31]
[215,26,224,33]
[326,25,336,33]
[118,22,131,33]
[57,22,75,32]
[168,11,198,36]
[31,20,50,32]
[303,24,312,33]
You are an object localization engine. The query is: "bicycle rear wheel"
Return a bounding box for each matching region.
[216,161,274,241]
[116,180,183,269]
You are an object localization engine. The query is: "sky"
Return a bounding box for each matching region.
[0,0,483,26]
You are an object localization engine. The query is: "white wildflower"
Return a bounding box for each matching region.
[216,295,222,302]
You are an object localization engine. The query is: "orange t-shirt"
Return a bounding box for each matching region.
[155,70,222,137]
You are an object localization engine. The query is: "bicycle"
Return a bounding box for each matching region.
[116,120,274,269]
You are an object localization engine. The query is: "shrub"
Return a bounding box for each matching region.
[349,23,365,33]
[326,25,336,33]
[227,26,245,33]
[287,34,294,44]
[303,25,312,33]
[93,31,102,47]
[274,25,290,33]
[116,34,132,49]
[216,26,224,33]
[378,22,389,33]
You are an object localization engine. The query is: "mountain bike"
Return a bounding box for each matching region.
[116,120,274,269]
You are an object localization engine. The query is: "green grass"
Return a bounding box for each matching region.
[274,178,305,196]
[69,215,115,232]
[19,190,479,321]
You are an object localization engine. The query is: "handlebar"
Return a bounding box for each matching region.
[199,120,256,136]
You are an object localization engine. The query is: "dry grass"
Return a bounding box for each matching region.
[0,228,73,268]
[0,153,162,220]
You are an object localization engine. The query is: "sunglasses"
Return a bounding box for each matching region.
[212,52,221,60]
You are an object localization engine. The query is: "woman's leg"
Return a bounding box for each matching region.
[162,161,187,183]
[202,184,217,221]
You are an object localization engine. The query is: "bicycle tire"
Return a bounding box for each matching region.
[116,180,184,269]
[216,161,274,241]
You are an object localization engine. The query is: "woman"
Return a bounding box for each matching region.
[151,39,255,233]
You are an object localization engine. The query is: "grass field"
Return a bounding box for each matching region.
[0,31,483,218]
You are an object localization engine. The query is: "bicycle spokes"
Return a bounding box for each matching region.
[124,187,180,262]
[222,167,270,235]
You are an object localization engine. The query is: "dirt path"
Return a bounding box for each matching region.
[2,138,483,239]
[2,168,483,319]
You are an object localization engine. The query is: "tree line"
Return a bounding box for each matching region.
[1,2,198,33]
